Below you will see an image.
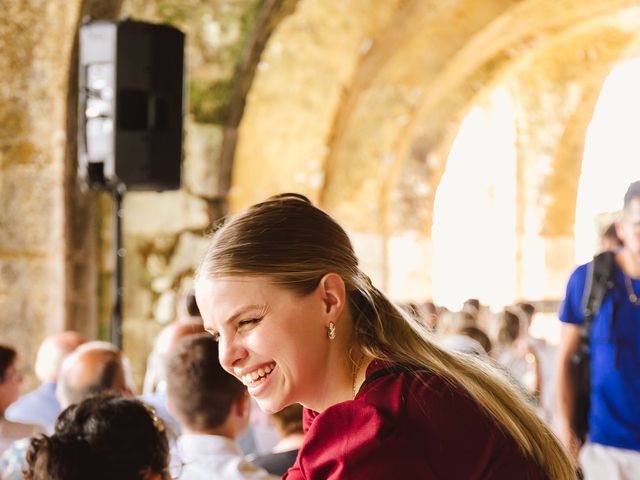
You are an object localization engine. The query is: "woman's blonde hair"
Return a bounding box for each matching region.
[198,193,575,479]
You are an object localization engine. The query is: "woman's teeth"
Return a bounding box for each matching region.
[242,363,275,386]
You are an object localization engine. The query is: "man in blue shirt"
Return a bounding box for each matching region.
[5,331,85,432]
[556,180,640,479]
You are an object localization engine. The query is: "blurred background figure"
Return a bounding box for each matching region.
[438,310,477,337]
[55,341,133,407]
[5,331,85,433]
[514,302,556,423]
[24,394,171,480]
[166,334,277,480]
[458,326,492,355]
[141,288,207,448]
[0,345,42,455]
[438,311,490,357]
[492,308,541,400]
[143,289,204,396]
[176,287,205,325]
[462,298,481,318]
[1,341,133,480]
[416,300,440,333]
[140,321,205,447]
[251,404,304,476]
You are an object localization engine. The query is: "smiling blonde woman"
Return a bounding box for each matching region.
[195,193,575,480]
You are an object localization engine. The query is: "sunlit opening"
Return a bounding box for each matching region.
[432,88,517,311]
[575,56,640,263]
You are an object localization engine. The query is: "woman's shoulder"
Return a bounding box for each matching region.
[297,367,543,479]
[302,398,386,439]
[357,361,469,414]
[304,364,477,437]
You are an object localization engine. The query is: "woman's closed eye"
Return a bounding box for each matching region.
[238,317,262,330]
[207,318,261,341]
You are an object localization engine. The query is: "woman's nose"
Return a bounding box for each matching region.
[218,335,247,372]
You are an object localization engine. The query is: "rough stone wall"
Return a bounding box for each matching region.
[0,0,83,388]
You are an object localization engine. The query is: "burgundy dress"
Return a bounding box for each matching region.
[283,360,547,479]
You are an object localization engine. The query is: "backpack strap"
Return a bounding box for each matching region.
[580,250,615,344]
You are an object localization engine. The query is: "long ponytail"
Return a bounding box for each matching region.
[350,281,575,480]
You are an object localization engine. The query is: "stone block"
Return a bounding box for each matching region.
[149,232,210,293]
[166,232,211,278]
[153,290,176,324]
[0,256,62,295]
[184,122,225,198]
[0,163,64,251]
[122,191,210,237]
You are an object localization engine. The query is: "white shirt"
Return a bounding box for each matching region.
[175,434,279,480]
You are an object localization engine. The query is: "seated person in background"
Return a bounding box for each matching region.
[515,302,555,423]
[251,404,304,476]
[416,300,440,333]
[1,341,132,480]
[493,309,541,399]
[166,334,278,480]
[24,394,170,480]
[462,298,481,318]
[6,331,85,433]
[0,345,42,455]
[437,310,477,337]
[55,341,133,407]
[143,289,204,395]
[459,326,492,355]
[140,321,205,441]
[437,311,490,357]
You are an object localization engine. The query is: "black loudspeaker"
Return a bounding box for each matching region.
[78,19,184,190]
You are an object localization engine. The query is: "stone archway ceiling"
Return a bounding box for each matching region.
[230,0,404,209]
[395,8,640,238]
[508,14,640,238]
[321,0,522,231]
[318,0,640,233]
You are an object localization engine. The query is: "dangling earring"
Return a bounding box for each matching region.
[327,321,336,340]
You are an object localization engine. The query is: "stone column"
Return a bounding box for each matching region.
[0,0,83,383]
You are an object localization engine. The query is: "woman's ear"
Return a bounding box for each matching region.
[317,273,346,317]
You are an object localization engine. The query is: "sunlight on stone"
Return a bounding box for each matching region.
[575,56,640,263]
[432,88,517,311]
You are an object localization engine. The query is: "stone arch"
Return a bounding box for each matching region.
[232,0,640,302]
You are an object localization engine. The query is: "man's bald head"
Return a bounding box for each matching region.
[56,342,130,408]
[35,331,86,383]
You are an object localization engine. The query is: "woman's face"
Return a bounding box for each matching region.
[0,361,22,412]
[195,275,335,414]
